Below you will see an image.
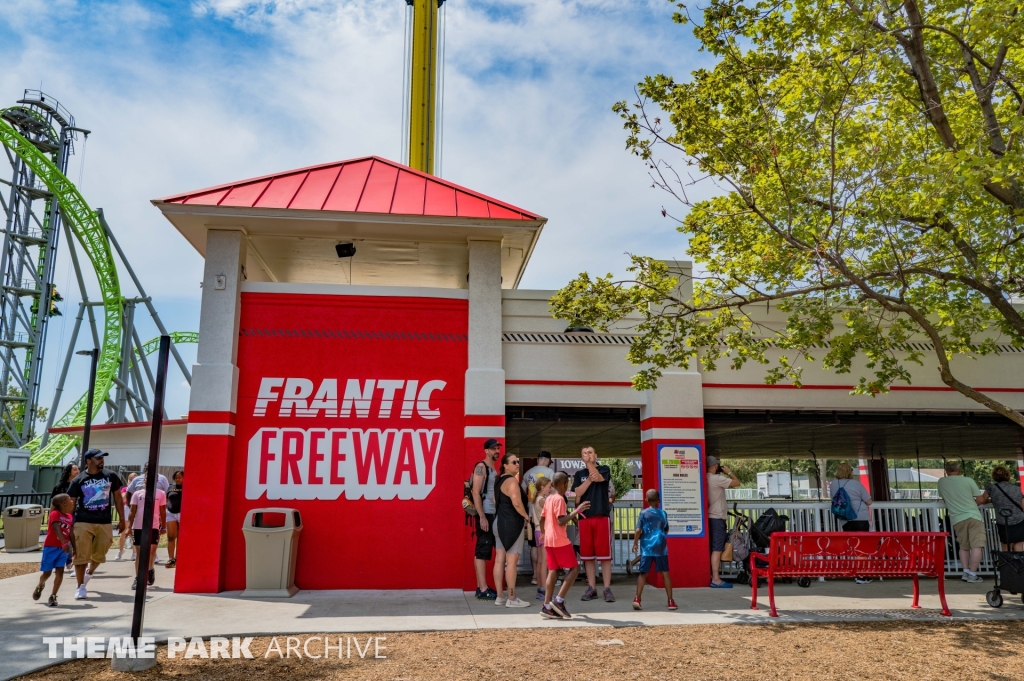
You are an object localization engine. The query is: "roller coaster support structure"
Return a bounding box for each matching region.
[0,89,196,464]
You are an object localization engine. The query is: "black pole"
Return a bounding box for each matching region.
[915,446,923,501]
[130,335,170,644]
[78,348,99,468]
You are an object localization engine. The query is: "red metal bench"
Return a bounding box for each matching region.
[749,532,951,617]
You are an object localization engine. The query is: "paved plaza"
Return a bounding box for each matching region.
[3,545,1023,680]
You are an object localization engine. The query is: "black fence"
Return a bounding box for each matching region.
[0,493,52,514]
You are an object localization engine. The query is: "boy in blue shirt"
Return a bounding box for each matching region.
[632,489,676,610]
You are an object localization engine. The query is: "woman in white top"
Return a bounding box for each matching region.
[828,462,873,584]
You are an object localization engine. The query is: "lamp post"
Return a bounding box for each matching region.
[75,348,99,466]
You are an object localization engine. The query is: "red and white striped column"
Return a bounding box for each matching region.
[858,458,871,494]
[639,371,707,588]
[175,229,246,594]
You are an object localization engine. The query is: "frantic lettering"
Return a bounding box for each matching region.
[253,378,445,419]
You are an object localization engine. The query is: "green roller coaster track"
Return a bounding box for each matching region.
[0,111,194,466]
[28,331,199,464]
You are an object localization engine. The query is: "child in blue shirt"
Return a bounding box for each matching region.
[632,489,676,610]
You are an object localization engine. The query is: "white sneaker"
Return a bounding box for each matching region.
[83,571,92,585]
[505,597,531,608]
[116,550,124,561]
[494,594,508,606]
[964,573,984,583]
[74,585,87,600]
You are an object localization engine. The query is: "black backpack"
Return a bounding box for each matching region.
[751,508,789,548]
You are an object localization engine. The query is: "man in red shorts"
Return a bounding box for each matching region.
[570,446,616,601]
[540,472,589,619]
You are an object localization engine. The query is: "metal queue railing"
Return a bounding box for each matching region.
[515,500,645,576]
[513,498,1010,578]
[721,500,1009,577]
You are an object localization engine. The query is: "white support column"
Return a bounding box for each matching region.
[465,238,504,429]
[189,230,246,419]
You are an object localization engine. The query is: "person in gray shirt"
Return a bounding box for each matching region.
[987,465,1024,551]
[829,462,873,528]
[125,465,169,495]
[829,462,874,584]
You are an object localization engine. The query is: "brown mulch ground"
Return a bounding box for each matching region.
[0,562,39,580]
[18,620,1024,680]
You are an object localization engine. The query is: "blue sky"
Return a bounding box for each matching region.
[1,0,708,423]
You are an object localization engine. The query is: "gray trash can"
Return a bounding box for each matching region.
[240,508,302,598]
[2,504,45,552]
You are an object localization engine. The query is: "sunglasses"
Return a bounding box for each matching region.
[508,460,520,465]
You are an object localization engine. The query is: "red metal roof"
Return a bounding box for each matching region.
[157,156,539,221]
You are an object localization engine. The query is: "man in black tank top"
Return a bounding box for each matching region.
[471,439,501,600]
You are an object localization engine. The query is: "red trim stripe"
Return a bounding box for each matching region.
[703,383,1024,393]
[643,437,706,444]
[640,417,705,430]
[505,380,633,387]
[187,411,236,424]
[465,414,505,426]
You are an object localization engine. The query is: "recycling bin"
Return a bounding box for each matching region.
[2,504,44,552]
[240,508,302,598]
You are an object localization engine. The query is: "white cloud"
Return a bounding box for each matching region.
[3,0,709,419]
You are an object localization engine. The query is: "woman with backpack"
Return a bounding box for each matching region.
[829,462,873,584]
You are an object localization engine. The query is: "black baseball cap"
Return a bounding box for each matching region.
[483,438,502,450]
[83,449,108,461]
[537,451,552,462]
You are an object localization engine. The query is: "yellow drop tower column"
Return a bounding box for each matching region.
[407,0,441,175]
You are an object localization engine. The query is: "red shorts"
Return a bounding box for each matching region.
[578,515,611,561]
[546,544,578,571]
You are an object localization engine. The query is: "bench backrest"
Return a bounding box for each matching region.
[767,532,946,576]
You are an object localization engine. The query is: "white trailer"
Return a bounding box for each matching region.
[757,471,792,499]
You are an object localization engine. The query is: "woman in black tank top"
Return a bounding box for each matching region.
[493,453,532,608]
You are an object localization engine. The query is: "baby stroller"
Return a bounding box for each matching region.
[986,507,1024,608]
[729,507,753,585]
[747,508,811,588]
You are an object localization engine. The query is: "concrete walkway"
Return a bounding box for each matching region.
[2,546,1023,680]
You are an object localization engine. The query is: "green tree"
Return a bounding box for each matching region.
[603,457,637,500]
[551,0,1024,428]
